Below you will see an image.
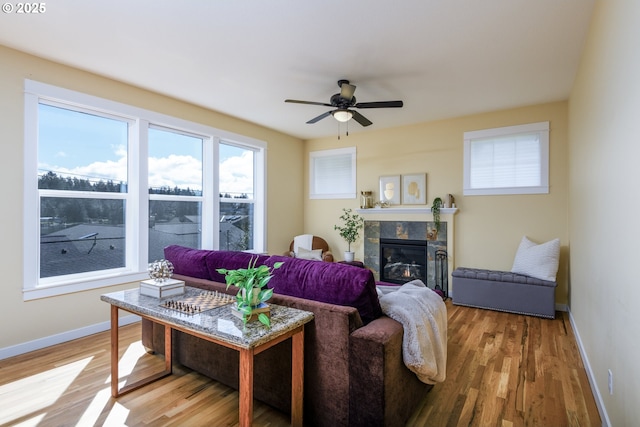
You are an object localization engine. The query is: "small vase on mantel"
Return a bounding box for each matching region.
[344,251,355,263]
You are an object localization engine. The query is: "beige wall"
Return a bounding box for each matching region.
[569,0,640,425]
[304,102,570,304]
[0,45,304,349]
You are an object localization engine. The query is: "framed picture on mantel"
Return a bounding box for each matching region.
[379,175,401,205]
[401,173,426,205]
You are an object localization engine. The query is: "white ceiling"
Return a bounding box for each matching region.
[0,0,595,140]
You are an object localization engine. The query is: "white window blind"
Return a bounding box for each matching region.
[464,122,549,195]
[309,147,356,199]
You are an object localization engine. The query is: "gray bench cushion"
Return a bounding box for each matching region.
[452,267,557,318]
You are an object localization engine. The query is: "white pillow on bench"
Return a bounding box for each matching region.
[511,236,560,282]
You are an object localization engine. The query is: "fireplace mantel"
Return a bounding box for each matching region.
[356,207,458,215]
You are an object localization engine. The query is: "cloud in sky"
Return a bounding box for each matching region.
[39,157,128,184]
[39,145,253,195]
[148,154,203,191]
[219,150,254,195]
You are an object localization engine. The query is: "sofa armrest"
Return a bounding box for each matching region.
[349,316,431,427]
[322,250,334,262]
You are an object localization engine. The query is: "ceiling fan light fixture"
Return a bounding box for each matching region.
[332,109,353,123]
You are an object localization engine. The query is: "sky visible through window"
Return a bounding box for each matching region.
[37,103,253,197]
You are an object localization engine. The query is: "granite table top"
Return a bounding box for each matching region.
[101,286,314,350]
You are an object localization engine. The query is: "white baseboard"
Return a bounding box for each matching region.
[568,309,611,427]
[0,314,141,361]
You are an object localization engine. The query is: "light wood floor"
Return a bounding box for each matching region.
[406,302,601,427]
[0,301,601,426]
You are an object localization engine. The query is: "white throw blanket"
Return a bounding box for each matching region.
[378,280,447,384]
[293,234,314,255]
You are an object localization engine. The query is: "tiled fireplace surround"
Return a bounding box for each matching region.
[358,208,457,294]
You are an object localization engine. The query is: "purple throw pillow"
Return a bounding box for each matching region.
[163,245,211,280]
[205,251,270,283]
[264,255,382,324]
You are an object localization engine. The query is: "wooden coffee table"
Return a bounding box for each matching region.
[101,287,314,427]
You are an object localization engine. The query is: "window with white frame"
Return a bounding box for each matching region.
[148,126,205,262]
[463,122,549,196]
[24,80,266,300]
[309,147,356,199]
[219,142,262,252]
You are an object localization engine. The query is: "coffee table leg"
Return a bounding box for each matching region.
[110,305,119,397]
[110,306,173,397]
[239,348,254,427]
[291,329,304,427]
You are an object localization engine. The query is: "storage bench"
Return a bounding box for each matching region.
[452,267,557,318]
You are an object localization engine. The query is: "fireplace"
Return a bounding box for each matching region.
[379,238,427,284]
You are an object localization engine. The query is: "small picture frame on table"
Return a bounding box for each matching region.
[401,173,427,205]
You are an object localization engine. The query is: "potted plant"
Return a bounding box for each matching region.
[216,257,283,328]
[334,208,364,262]
[431,197,443,232]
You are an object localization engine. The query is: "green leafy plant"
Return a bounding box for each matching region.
[431,197,443,232]
[216,257,283,328]
[334,208,364,252]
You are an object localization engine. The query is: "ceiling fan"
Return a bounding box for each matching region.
[285,79,403,127]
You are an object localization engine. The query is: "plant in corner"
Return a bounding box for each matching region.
[216,257,283,328]
[334,208,364,262]
[431,197,443,232]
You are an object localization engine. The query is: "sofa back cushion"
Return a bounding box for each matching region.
[163,245,211,280]
[163,247,383,324]
[205,250,271,283]
[264,255,382,324]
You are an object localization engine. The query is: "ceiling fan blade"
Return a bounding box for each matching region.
[351,110,373,127]
[355,100,403,109]
[340,83,356,101]
[285,99,333,107]
[306,110,333,124]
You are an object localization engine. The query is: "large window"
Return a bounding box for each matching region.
[463,122,549,196]
[24,80,266,300]
[37,103,131,278]
[148,126,204,262]
[219,143,259,251]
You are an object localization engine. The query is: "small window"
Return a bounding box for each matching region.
[309,147,356,199]
[463,122,549,196]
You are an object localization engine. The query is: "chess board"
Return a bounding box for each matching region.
[160,291,235,314]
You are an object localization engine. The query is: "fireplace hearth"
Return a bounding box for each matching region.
[380,238,428,284]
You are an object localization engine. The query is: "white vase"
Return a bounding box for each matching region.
[344,251,355,262]
[241,287,262,307]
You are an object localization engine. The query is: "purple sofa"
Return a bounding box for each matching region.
[141,245,432,427]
